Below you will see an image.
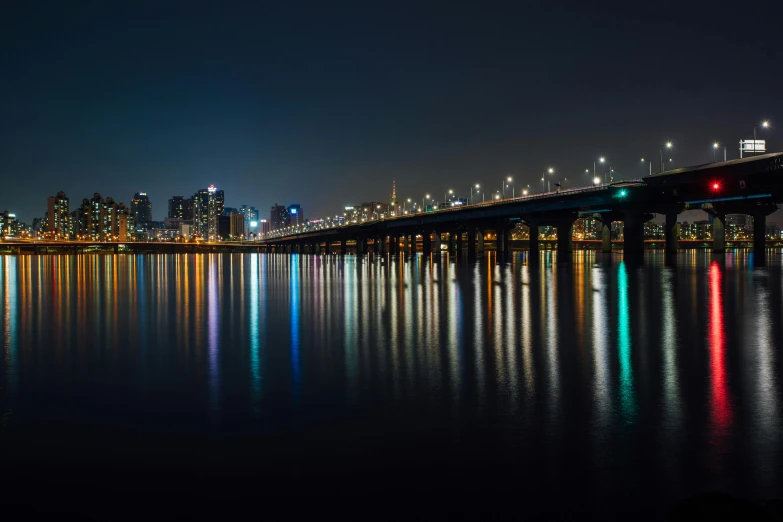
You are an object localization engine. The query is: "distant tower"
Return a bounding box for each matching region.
[390,179,398,214]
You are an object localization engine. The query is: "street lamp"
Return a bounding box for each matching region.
[471,184,480,204]
[542,167,554,192]
[660,141,672,173]
[594,157,606,183]
[593,176,601,185]
[502,176,512,199]
[749,120,770,157]
[712,142,727,162]
[641,157,652,176]
[445,189,453,204]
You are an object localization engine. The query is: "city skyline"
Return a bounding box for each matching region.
[2,3,781,225]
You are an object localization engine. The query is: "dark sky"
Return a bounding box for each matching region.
[1,1,781,223]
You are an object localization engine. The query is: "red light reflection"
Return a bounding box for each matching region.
[708,262,733,459]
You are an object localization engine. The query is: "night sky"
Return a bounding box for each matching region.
[2,1,781,223]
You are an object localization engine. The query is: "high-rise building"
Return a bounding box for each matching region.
[239,205,259,239]
[168,196,193,220]
[193,185,224,240]
[258,219,271,237]
[287,204,303,227]
[0,211,18,237]
[46,191,71,238]
[217,215,231,240]
[229,212,245,239]
[270,204,288,231]
[71,193,132,241]
[131,192,153,226]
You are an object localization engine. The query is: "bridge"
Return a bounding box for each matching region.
[262,153,783,263]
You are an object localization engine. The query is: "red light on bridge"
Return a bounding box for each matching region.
[712,182,721,191]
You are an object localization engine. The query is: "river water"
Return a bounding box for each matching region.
[1,252,781,520]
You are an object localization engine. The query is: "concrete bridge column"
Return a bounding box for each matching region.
[379,235,386,254]
[527,221,539,257]
[556,221,573,260]
[403,234,411,253]
[358,237,368,255]
[477,229,485,254]
[753,213,766,264]
[712,213,725,254]
[665,212,680,255]
[433,231,442,253]
[340,238,347,255]
[456,231,464,253]
[497,223,510,254]
[448,232,457,253]
[422,232,432,255]
[113,244,119,254]
[467,228,476,256]
[601,222,612,253]
[325,241,332,255]
[623,214,645,256]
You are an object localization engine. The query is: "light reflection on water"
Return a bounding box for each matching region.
[1,251,782,515]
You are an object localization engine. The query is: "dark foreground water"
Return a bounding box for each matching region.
[1,251,782,520]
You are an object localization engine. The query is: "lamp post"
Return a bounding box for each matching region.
[641,158,651,176]
[593,176,601,185]
[594,157,605,183]
[542,168,554,192]
[523,184,529,196]
[501,176,512,199]
[470,184,480,204]
[660,141,672,173]
[749,120,770,157]
[445,189,453,205]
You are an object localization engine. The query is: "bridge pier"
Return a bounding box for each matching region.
[665,212,681,256]
[528,222,539,258]
[357,237,368,255]
[422,232,432,255]
[340,238,347,255]
[711,214,725,254]
[477,229,485,254]
[601,222,612,253]
[378,235,386,254]
[623,213,647,257]
[447,231,457,253]
[433,231,442,254]
[456,231,463,253]
[496,222,510,254]
[556,221,573,261]
[466,228,477,257]
[753,213,766,265]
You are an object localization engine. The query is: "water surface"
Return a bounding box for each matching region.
[1,252,781,520]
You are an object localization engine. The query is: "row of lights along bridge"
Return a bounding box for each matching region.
[269,121,772,239]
